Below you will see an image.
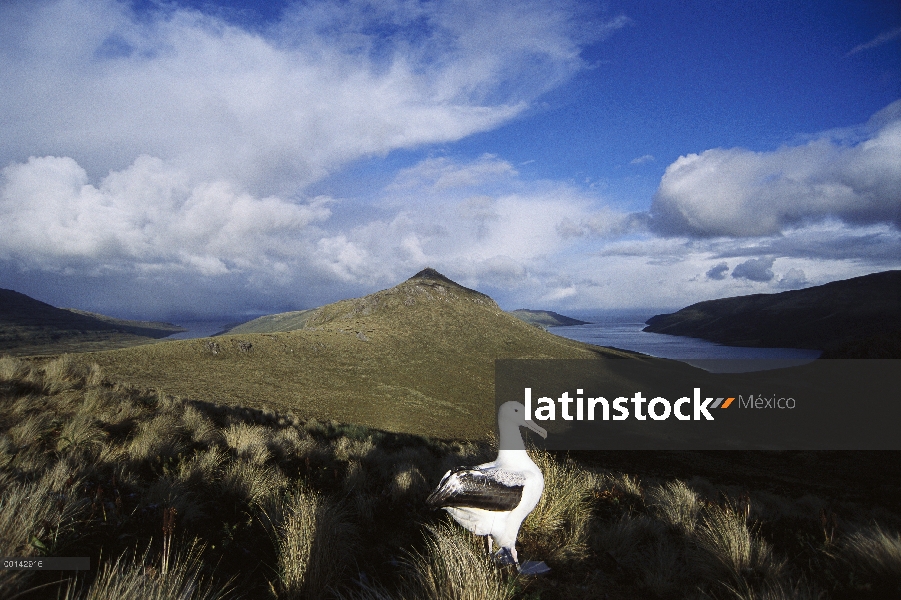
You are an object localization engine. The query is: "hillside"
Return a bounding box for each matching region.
[78,268,636,439]
[0,288,185,355]
[643,270,901,357]
[509,309,590,327]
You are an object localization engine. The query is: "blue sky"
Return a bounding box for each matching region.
[1,0,899,320]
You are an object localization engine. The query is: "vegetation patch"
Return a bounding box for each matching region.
[1,355,899,599]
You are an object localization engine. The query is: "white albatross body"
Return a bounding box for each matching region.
[426,401,547,568]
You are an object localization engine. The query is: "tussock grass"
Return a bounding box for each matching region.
[521,449,596,562]
[223,423,271,465]
[264,485,356,599]
[182,406,222,447]
[0,357,898,599]
[62,541,231,600]
[0,459,88,599]
[7,412,53,449]
[592,514,665,570]
[57,413,107,454]
[127,413,188,462]
[840,524,901,589]
[694,501,785,592]
[608,472,643,499]
[177,447,227,485]
[402,522,515,600]
[220,460,286,505]
[0,355,29,380]
[647,479,702,533]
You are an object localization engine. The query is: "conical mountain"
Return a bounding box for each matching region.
[81,270,632,438]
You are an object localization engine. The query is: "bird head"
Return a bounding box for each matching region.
[498,401,547,439]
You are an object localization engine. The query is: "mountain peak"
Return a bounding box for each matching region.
[409,267,457,285]
[405,268,495,304]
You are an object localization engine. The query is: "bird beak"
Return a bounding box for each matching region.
[524,420,547,439]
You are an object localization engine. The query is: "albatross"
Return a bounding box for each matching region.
[426,401,549,573]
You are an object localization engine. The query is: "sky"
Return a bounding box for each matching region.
[1,0,899,321]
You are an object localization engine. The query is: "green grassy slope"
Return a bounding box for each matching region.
[0,288,186,356]
[644,270,901,356]
[222,307,319,334]
[509,309,590,327]
[79,269,634,439]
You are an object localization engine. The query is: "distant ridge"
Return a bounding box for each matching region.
[0,288,185,355]
[509,309,590,327]
[643,270,901,357]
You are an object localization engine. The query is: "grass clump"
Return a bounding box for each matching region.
[62,541,231,600]
[401,522,515,600]
[840,524,901,593]
[263,485,356,599]
[647,479,702,534]
[521,449,596,563]
[693,500,785,595]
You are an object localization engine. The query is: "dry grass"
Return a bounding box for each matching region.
[62,541,231,600]
[0,355,29,380]
[223,424,271,465]
[647,479,702,534]
[127,413,188,463]
[264,486,356,599]
[0,460,88,598]
[401,522,516,600]
[521,449,597,562]
[693,501,785,593]
[840,524,901,586]
[0,355,898,599]
[71,273,635,440]
[220,460,286,505]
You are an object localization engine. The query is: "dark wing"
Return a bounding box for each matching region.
[426,466,524,512]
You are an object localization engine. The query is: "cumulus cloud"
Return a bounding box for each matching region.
[731,257,775,282]
[309,154,638,291]
[0,155,331,275]
[706,262,729,280]
[649,101,901,237]
[0,0,634,315]
[630,154,655,165]
[777,268,807,289]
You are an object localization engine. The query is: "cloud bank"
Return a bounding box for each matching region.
[0,0,609,195]
[649,101,901,238]
[0,1,897,318]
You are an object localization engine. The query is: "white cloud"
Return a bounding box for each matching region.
[0,155,331,275]
[0,0,610,196]
[307,154,640,292]
[650,101,901,237]
[630,154,654,165]
[0,0,634,315]
[777,268,807,289]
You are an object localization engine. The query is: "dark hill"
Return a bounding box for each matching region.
[0,288,185,355]
[509,309,590,327]
[643,270,901,357]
